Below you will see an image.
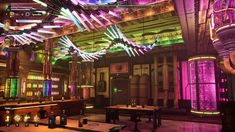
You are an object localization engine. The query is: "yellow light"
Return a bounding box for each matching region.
[5,116,10,122]
[24,115,31,122]
[34,115,40,122]
[191,110,220,115]
[14,115,21,122]
[188,56,216,61]
[216,24,235,33]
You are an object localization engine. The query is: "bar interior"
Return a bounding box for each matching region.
[0,0,235,132]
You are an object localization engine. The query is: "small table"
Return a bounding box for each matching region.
[105,105,161,131]
[39,117,125,132]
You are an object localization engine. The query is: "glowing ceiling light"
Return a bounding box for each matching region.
[71,0,86,5]
[23,33,43,42]
[38,29,56,34]
[58,36,105,61]
[32,0,47,7]
[90,14,106,28]
[100,14,113,24]
[72,11,90,31]
[43,25,61,28]
[12,35,25,45]
[0,23,4,28]
[71,0,79,5]
[30,32,48,39]
[81,13,95,29]
[16,19,42,23]
[104,25,154,57]
[60,8,83,31]
[108,11,121,19]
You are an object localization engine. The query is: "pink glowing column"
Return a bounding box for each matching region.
[188,56,217,112]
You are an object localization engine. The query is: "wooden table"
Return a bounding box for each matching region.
[0,100,84,126]
[105,105,161,131]
[39,117,125,132]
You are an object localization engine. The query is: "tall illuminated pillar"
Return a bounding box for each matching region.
[188,56,218,114]
[43,39,52,97]
[4,37,20,98]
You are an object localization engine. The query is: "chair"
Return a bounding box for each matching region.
[130,112,141,132]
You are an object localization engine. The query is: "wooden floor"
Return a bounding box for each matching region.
[0,113,222,132]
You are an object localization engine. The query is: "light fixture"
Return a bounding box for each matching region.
[16,19,42,23]
[210,0,235,74]
[32,0,47,7]
[38,29,56,34]
[43,25,61,28]
[58,36,105,60]
[104,25,154,57]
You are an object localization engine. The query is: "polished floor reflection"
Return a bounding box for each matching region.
[0,114,221,132]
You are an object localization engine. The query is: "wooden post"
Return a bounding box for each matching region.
[5,37,21,98]
[153,55,158,105]
[163,56,168,107]
[69,52,79,99]
[43,39,53,97]
[173,55,178,108]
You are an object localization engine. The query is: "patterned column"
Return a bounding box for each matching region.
[43,39,53,97]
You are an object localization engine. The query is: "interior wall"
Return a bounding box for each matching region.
[96,67,109,98]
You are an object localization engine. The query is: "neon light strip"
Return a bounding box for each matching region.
[23,33,43,42]
[32,0,47,7]
[12,35,25,45]
[16,19,42,23]
[81,13,95,29]
[61,8,83,31]
[10,23,37,31]
[5,104,57,110]
[71,0,78,5]
[38,29,56,34]
[188,56,216,61]
[30,32,48,39]
[43,25,61,28]
[72,11,90,31]
[14,35,30,44]
[100,14,113,24]
[108,11,121,19]
[90,14,106,28]
[59,36,105,60]
[20,35,36,44]
[191,110,220,115]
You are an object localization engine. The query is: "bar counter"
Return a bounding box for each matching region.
[0,99,84,126]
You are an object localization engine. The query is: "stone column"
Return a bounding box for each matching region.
[42,39,53,97]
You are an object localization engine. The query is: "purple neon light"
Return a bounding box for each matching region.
[108,11,121,19]
[212,0,235,30]
[182,61,190,100]
[189,59,217,112]
[47,80,52,96]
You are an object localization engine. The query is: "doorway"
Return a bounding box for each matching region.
[111,76,129,105]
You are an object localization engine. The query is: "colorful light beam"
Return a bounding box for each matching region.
[104,25,154,57]
[58,36,106,61]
